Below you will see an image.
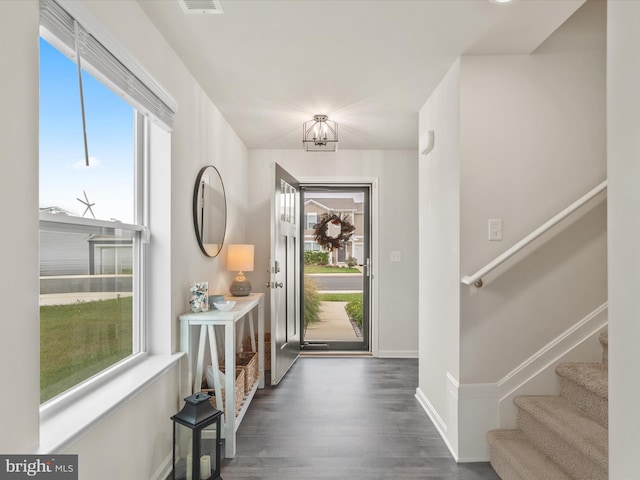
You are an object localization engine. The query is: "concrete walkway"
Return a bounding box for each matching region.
[304,301,359,341]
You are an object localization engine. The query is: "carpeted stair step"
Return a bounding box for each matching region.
[599,330,608,367]
[487,429,572,480]
[556,362,608,427]
[515,395,608,480]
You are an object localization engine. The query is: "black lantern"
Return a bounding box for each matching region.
[171,392,223,480]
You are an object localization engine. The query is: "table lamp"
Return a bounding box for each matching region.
[227,244,254,296]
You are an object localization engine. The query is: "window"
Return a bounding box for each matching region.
[38,0,174,405]
[305,212,318,230]
[39,36,141,404]
[304,241,321,252]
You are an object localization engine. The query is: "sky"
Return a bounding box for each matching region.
[39,37,135,224]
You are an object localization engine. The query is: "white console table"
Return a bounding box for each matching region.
[179,293,264,458]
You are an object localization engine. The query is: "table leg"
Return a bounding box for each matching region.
[258,299,265,388]
[180,320,192,392]
[237,316,246,352]
[248,311,257,352]
[207,325,224,426]
[224,321,236,457]
[193,325,207,393]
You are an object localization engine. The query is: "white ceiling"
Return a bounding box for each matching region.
[138,0,585,150]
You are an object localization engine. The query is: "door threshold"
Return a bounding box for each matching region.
[300,351,372,357]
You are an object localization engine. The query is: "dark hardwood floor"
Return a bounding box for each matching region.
[219,357,500,480]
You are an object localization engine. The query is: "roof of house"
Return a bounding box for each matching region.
[305,198,362,212]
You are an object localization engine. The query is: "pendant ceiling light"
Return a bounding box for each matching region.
[303,115,338,152]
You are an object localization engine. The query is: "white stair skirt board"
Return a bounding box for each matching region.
[497,303,607,429]
[415,303,607,462]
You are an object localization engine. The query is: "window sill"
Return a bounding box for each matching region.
[37,353,184,454]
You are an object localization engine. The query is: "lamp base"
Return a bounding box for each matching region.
[230,279,252,297]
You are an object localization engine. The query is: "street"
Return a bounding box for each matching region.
[305,273,363,291]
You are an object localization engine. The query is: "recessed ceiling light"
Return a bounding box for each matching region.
[489,0,513,4]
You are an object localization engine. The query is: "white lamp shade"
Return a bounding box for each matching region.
[227,244,254,272]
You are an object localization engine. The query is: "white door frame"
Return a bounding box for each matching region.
[298,176,379,357]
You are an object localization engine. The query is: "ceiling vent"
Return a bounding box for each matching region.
[177,0,224,14]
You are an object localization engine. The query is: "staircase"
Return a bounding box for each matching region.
[487,331,608,480]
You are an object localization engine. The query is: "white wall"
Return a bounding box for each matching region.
[0,1,250,477]
[416,59,462,456]
[607,2,640,477]
[62,368,180,480]
[416,0,606,461]
[247,149,419,357]
[458,0,607,385]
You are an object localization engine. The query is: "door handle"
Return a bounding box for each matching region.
[265,282,284,288]
[364,258,371,277]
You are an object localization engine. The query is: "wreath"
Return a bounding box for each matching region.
[313,212,356,251]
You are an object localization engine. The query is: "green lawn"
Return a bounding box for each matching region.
[305,266,361,274]
[40,296,133,403]
[317,292,362,302]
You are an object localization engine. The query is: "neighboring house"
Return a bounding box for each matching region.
[39,207,133,277]
[303,197,364,264]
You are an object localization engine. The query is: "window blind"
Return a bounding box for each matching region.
[40,0,176,130]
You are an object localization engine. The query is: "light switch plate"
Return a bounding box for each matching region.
[488,219,503,241]
[390,251,401,262]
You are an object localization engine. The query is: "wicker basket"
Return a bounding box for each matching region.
[222,352,258,392]
[243,332,271,371]
[201,366,244,417]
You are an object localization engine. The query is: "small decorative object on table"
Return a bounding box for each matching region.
[189,282,209,313]
[213,300,236,312]
[208,294,225,310]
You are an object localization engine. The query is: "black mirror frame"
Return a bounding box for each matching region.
[193,165,227,258]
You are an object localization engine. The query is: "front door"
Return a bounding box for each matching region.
[300,185,371,352]
[269,164,301,384]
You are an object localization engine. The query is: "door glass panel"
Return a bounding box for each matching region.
[280,180,286,222]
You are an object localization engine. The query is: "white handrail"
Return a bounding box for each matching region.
[461,180,607,287]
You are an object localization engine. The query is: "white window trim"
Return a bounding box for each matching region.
[38,353,184,454]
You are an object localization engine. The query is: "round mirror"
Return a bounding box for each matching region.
[193,165,227,257]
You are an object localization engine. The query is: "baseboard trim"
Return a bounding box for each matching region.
[151,453,172,480]
[378,350,418,358]
[415,387,458,461]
